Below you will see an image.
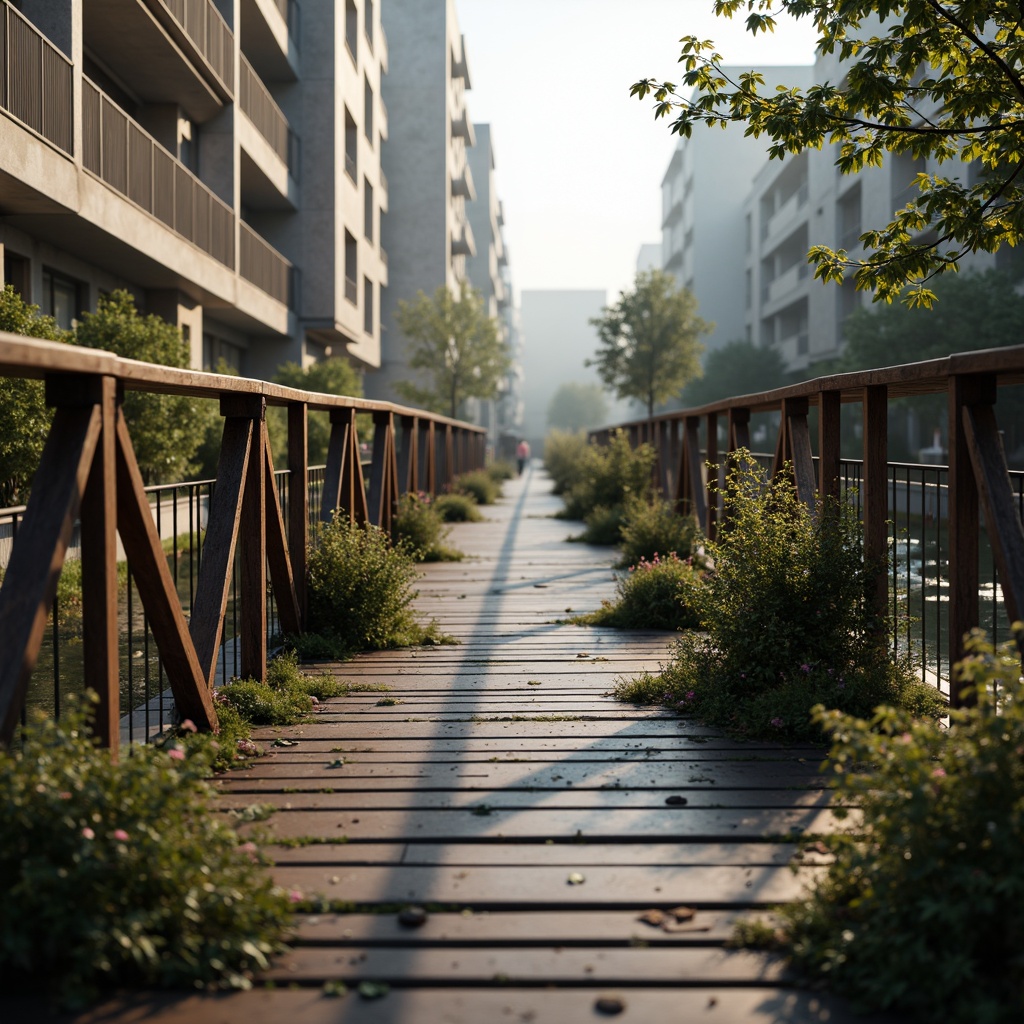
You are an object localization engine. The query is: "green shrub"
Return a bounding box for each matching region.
[434,493,482,522]
[577,504,624,545]
[218,652,346,726]
[775,628,1024,1023]
[560,431,656,534]
[456,469,501,505]
[544,430,591,495]
[0,697,290,1007]
[573,553,701,630]
[392,493,463,561]
[617,496,699,568]
[487,459,516,482]
[615,452,943,740]
[305,514,439,654]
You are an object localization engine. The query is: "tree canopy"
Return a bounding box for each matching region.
[394,281,508,419]
[632,0,1024,306]
[682,338,789,407]
[588,269,710,421]
[546,382,610,432]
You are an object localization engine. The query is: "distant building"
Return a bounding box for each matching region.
[368,0,475,407]
[520,289,632,449]
[636,243,661,274]
[0,0,389,378]
[660,66,814,360]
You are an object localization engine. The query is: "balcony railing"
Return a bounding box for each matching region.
[0,1,73,153]
[83,77,235,269]
[240,53,289,165]
[239,220,292,306]
[150,0,234,99]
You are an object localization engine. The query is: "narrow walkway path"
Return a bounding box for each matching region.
[45,466,900,1023]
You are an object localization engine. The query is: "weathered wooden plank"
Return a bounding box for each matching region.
[0,403,102,745]
[264,424,302,636]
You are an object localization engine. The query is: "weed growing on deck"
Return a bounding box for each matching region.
[616,496,699,569]
[571,553,701,631]
[615,453,942,740]
[456,469,501,505]
[433,493,483,522]
[0,697,290,1007]
[392,493,463,562]
[771,628,1024,1023]
[301,514,450,657]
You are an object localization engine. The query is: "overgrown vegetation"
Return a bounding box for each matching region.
[392,494,463,562]
[302,514,446,657]
[0,698,290,1007]
[616,496,699,568]
[456,469,501,505]
[218,652,348,726]
[767,628,1024,1023]
[434,493,482,522]
[543,430,590,496]
[615,453,942,740]
[571,553,701,630]
[487,460,516,483]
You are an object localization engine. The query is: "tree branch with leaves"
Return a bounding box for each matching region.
[632,0,1024,306]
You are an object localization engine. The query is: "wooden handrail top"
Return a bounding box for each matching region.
[590,343,1024,432]
[0,333,486,433]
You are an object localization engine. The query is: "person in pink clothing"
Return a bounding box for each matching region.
[515,439,531,475]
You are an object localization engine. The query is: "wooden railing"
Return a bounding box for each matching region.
[591,344,1024,706]
[0,334,486,754]
[0,0,73,154]
[83,77,236,269]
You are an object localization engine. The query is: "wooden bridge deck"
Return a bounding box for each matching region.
[18,466,901,1024]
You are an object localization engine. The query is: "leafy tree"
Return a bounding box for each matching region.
[588,268,710,421]
[271,358,363,467]
[682,338,789,407]
[0,286,68,506]
[394,281,509,419]
[546,381,609,432]
[75,291,205,485]
[632,0,1024,306]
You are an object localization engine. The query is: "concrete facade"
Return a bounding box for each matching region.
[0,0,387,378]
[660,66,814,360]
[368,0,474,407]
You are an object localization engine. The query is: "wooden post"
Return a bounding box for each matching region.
[399,415,417,495]
[420,421,436,496]
[368,410,398,532]
[784,397,816,511]
[705,413,719,541]
[818,390,842,502]
[948,375,981,705]
[78,377,120,753]
[237,396,267,682]
[863,385,889,631]
[287,401,308,625]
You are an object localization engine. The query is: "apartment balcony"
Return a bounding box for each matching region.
[839,224,864,251]
[0,2,73,154]
[451,166,475,200]
[662,197,683,229]
[239,220,291,306]
[379,24,388,74]
[451,110,475,146]
[452,35,470,84]
[760,182,809,247]
[239,0,299,82]
[82,77,235,268]
[451,221,476,258]
[761,262,810,307]
[84,0,234,123]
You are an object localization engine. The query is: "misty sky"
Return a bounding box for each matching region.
[455,0,818,299]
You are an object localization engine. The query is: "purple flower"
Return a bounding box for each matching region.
[800,664,811,674]
[111,829,130,842]
[770,717,784,728]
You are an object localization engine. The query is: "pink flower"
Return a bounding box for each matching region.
[81,827,95,840]
[112,829,130,842]
[179,719,197,733]
[289,889,303,904]
[59,791,72,800]
[239,842,258,862]
[800,664,811,674]
[932,767,946,778]
[770,717,784,728]
[167,748,186,761]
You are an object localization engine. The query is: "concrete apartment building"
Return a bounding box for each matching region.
[368,0,475,407]
[0,0,388,379]
[660,66,814,359]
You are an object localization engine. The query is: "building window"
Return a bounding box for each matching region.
[345,0,357,62]
[837,182,862,250]
[364,276,374,335]
[344,107,357,181]
[202,333,244,373]
[364,76,374,142]
[41,268,83,330]
[3,251,30,301]
[345,231,357,305]
[364,177,374,242]
[745,268,752,310]
[745,213,752,253]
